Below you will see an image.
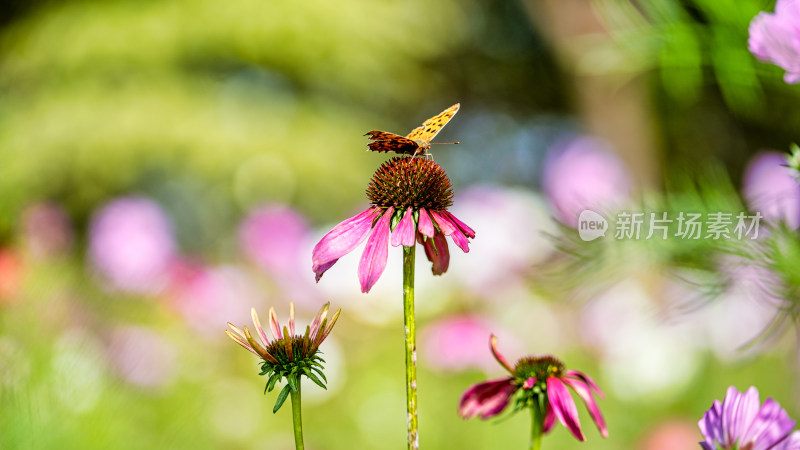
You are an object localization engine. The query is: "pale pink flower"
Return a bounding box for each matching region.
[749,0,800,84]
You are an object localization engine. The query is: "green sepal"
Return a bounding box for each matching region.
[310,365,327,383]
[273,384,292,413]
[259,363,274,377]
[266,372,281,393]
[287,373,299,393]
[304,368,327,390]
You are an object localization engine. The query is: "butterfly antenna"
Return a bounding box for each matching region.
[430,141,460,145]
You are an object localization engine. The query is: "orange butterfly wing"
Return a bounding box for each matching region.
[406,103,460,143]
[364,130,420,155]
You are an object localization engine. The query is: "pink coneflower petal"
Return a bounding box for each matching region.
[429,210,455,235]
[547,377,586,441]
[430,210,470,252]
[225,325,259,356]
[288,302,295,336]
[312,207,381,280]
[563,377,608,438]
[391,207,416,247]
[489,335,514,373]
[458,377,516,420]
[522,377,535,390]
[419,231,450,275]
[319,307,341,343]
[443,211,475,238]
[449,228,471,253]
[543,405,557,433]
[250,308,269,347]
[418,208,435,238]
[268,307,282,340]
[309,302,330,341]
[565,369,604,398]
[358,207,393,293]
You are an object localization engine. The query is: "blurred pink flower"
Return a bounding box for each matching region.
[21,202,73,259]
[168,262,263,334]
[748,0,800,84]
[421,316,502,372]
[743,151,800,229]
[447,185,555,296]
[238,205,321,308]
[107,326,177,388]
[89,197,176,294]
[542,136,631,227]
[239,205,309,277]
[638,420,702,450]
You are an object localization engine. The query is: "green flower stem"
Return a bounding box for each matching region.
[290,384,305,450]
[402,245,419,450]
[529,398,544,450]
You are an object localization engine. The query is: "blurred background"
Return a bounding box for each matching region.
[1,0,799,448]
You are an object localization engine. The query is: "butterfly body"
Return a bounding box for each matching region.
[365,103,460,156]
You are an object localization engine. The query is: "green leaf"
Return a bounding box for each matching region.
[273,384,292,413]
[287,374,298,393]
[266,372,281,392]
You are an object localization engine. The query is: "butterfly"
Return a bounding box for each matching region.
[365,103,460,156]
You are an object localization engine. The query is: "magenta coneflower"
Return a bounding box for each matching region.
[699,386,800,450]
[459,335,607,449]
[312,156,475,293]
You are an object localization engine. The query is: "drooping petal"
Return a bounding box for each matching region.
[543,404,556,433]
[268,307,282,340]
[741,397,796,449]
[430,210,470,252]
[489,334,514,373]
[418,208,435,238]
[391,207,416,247]
[312,260,336,282]
[563,377,608,438]
[565,369,604,398]
[429,210,456,235]
[458,378,516,419]
[443,211,475,238]
[418,231,450,275]
[358,207,393,293]
[251,308,269,347]
[312,207,380,280]
[547,377,585,441]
